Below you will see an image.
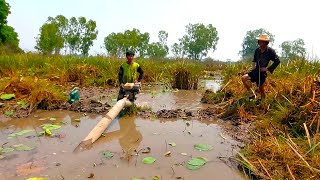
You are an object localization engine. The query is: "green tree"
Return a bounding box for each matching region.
[171,42,184,58]
[36,15,98,56]
[175,23,219,60]
[146,42,168,58]
[35,23,64,55]
[79,19,98,56]
[0,0,10,26]
[239,28,275,60]
[280,38,306,60]
[146,30,169,58]
[0,0,20,53]
[104,28,150,58]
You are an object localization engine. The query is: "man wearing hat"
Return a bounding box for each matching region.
[117,51,144,101]
[241,34,280,99]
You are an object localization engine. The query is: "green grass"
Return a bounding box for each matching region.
[0,54,224,113]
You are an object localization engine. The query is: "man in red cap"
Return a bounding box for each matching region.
[241,34,280,100]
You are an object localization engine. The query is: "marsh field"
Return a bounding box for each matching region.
[0,54,319,180]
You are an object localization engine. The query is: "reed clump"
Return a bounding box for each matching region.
[203,59,320,179]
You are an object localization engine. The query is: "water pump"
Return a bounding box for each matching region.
[123,83,141,102]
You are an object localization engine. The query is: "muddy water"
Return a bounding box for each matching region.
[0,81,245,180]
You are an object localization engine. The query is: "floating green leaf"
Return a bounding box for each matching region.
[8,129,34,138]
[0,93,15,100]
[26,178,46,180]
[13,144,34,151]
[194,144,213,151]
[102,151,114,159]
[169,142,176,147]
[131,178,144,180]
[0,147,14,154]
[74,119,81,122]
[45,129,52,136]
[40,124,61,136]
[41,124,61,131]
[4,110,14,117]
[186,157,208,170]
[49,117,57,121]
[142,157,156,164]
[153,176,160,180]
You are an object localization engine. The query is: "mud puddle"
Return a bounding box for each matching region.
[0,113,244,180]
[0,82,245,180]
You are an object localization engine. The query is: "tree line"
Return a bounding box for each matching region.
[0,0,307,60]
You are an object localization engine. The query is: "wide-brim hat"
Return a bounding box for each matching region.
[256,34,270,42]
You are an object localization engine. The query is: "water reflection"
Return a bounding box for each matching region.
[96,115,142,152]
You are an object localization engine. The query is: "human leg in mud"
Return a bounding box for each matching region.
[117,86,125,101]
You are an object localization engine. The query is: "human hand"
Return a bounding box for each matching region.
[260,67,268,72]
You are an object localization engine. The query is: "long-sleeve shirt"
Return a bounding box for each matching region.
[253,47,280,74]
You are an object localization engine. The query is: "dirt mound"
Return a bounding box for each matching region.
[155,109,193,118]
[69,100,110,114]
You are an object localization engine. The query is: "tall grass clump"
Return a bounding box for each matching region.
[203,59,320,179]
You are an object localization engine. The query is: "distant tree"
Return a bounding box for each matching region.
[35,23,64,55]
[36,15,98,56]
[65,17,98,56]
[146,42,168,58]
[104,28,150,58]
[175,23,219,60]
[239,28,274,60]
[280,38,306,60]
[171,42,184,58]
[146,30,169,58]
[158,30,168,47]
[0,0,10,26]
[0,0,20,53]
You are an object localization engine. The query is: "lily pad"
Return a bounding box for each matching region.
[186,157,208,170]
[4,110,14,117]
[44,129,52,136]
[13,144,35,151]
[1,93,15,100]
[194,144,213,151]
[41,124,61,131]
[40,124,61,136]
[49,117,57,121]
[26,178,46,180]
[0,147,14,154]
[74,119,81,122]
[169,142,176,147]
[131,178,144,180]
[102,151,114,159]
[142,157,156,164]
[8,129,34,138]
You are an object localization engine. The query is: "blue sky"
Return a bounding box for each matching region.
[7,0,319,61]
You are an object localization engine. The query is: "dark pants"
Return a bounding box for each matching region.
[248,69,267,87]
[117,88,125,101]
